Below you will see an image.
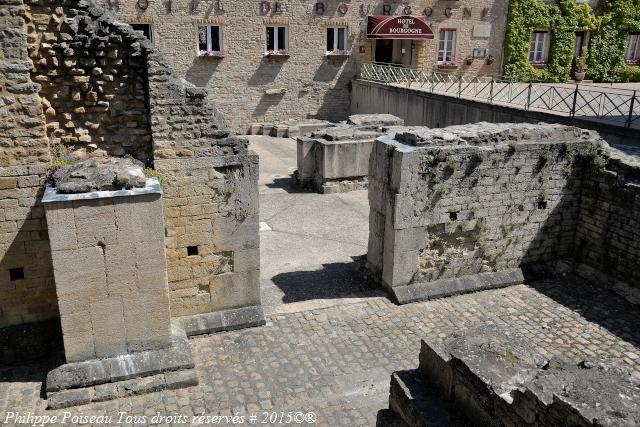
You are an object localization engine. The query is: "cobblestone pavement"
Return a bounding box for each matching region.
[0,137,638,426]
[1,278,639,426]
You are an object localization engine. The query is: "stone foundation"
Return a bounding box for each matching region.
[294,114,405,194]
[380,326,640,426]
[46,325,196,409]
[366,122,639,304]
[249,119,331,139]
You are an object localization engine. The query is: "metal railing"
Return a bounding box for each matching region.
[359,63,640,129]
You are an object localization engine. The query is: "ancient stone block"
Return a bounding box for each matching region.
[367,123,609,304]
[43,179,171,362]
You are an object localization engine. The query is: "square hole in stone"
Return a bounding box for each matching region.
[449,211,458,221]
[9,267,24,281]
[538,201,547,210]
[187,246,199,256]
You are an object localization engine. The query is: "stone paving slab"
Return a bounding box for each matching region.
[0,277,639,426]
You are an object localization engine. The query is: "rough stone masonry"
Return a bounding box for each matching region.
[379,325,640,426]
[368,122,640,304]
[0,0,263,366]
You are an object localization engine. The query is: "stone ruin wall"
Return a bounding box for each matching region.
[576,147,640,290]
[0,0,259,349]
[367,123,637,302]
[156,154,260,320]
[25,0,152,163]
[0,0,57,335]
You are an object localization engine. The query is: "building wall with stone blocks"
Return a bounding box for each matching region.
[367,123,599,303]
[24,1,153,163]
[575,146,640,291]
[100,0,508,133]
[0,0,57,329]
[43,188,172,363]
[154,155,260,319]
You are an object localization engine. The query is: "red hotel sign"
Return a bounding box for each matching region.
[367,15,435,39]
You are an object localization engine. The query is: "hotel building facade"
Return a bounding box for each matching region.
[101,0,509,132]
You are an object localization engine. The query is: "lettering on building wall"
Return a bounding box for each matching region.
[463,7,472,18]
[360,4,371,16]
[164,0,172,13]
[403,5,412,15]
[337,2,348,15]
[444,7,452,18]
[424,7,432,17]
[482,7,489,19]
[136,0,148,10]
[315,2,325,14]
[383,5,391,16]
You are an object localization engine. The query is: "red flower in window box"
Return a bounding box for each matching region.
[625,59,640,65]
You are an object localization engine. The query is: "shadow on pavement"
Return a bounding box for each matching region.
[264,176,313,194]
[270,259,385,304]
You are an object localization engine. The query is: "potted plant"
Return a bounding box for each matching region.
[575,46,588,82]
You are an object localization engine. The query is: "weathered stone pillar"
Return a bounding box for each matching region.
[42,177,197,409]
[43,180,171,363]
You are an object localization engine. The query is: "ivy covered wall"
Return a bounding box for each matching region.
[503,0,640,82]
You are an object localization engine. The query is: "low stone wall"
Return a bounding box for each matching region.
[155,153,262,332]
[294,114,404,194]
[403,326,640,426]
[367,123,603,303]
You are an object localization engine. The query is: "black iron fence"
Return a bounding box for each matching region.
[360,63,640,129]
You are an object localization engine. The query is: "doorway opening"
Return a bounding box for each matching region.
[373,39,415,66]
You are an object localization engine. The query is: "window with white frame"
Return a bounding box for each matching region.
[529,31,550,64]
[131,23,153,43]
[625,33,640,63]
[326,27,347,53]
[266,26,288,53]
[197,25,223,55]
[437,29,456,63]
